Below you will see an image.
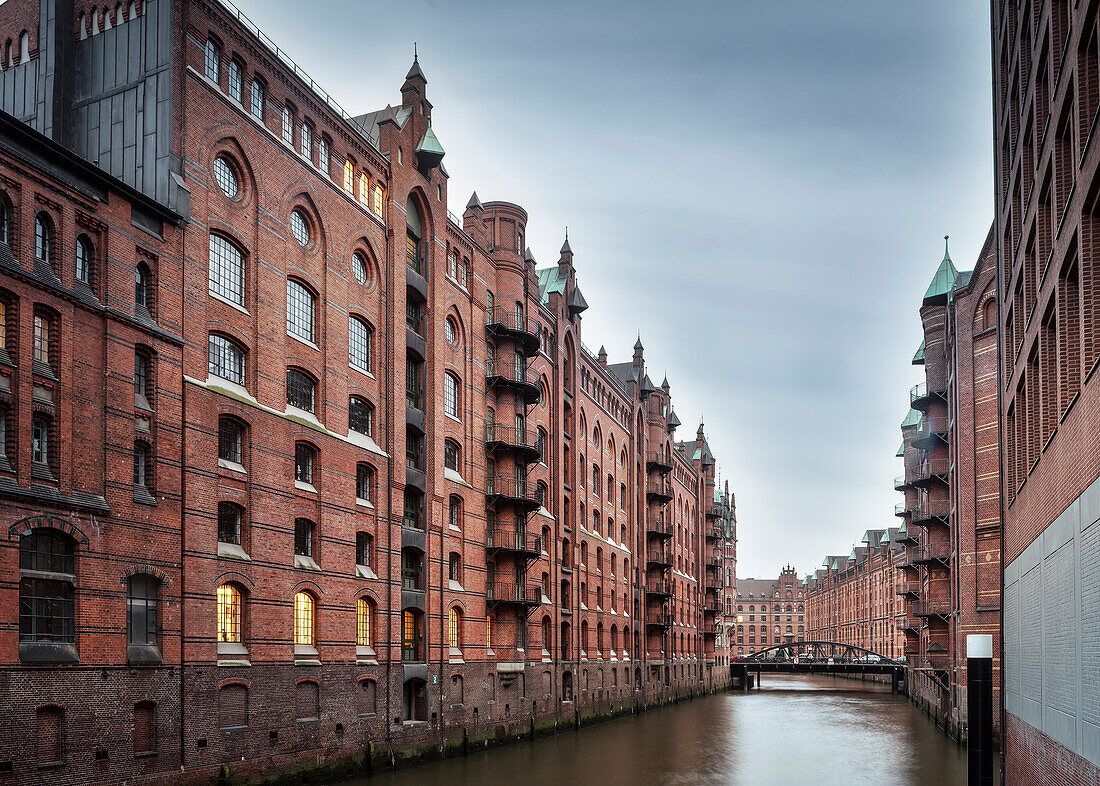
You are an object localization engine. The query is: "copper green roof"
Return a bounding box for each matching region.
[924,236,958,300]
[415,125,445,158]
[901,408,922,429]
[896,442,905,457]
[536,267,566,305]
[912,340,925,365]
[880,531,891,544]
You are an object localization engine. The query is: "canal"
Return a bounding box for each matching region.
[351,674,970,786]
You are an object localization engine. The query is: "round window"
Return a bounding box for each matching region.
[290,209,310,247]
[353,252,368,286]
[445,316,458,346]
[213,156,239,198]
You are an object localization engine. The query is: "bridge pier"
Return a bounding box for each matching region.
[891,669,899,695]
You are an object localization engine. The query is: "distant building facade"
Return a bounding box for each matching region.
[732,566,805,656]
[0,1,738,783]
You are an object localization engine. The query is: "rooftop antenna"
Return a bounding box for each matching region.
[414,42,418,62]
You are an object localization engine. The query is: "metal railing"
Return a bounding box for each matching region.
[646,519,673,537]
[485,424,543,458]
[913,597,952,617]
[646,548,673,567]
[645,610,672,627]
[913,498,950,521]
[486,528,542,555]
[486,582,540,605]
[485,476,541,504]
[895,616,921,631]
[486,306,541,339]
[486,359,539,386]
[915,417,949,441]
[645,580,673,596]
[896,581,921,595]
[912,459,950,483]
[646,480,673,498]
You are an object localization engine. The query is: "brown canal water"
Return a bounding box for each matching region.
[347,674,974,786]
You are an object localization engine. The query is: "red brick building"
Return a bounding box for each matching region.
[0,1,738,783]
[805,529,906,659]
[992,0,1100,781]
[732,566,806,657]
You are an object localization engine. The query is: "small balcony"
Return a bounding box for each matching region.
[645,579,673,597]
[646,480,674,503]
[485,306,541,356]
[705,575,724,592]
[912,417,949,448]
[703,597,722,615]
[646,450,674,475]
[911,653,950,672]
[913,597,951,618]
[910,377,947,411]
[646,518,673,539]
[895,616,921,632]
[486,527,543,560]
[646,548,673,568]
[706,503,724,520]
[894,475,910,492]
[913,541,951,565]
[486,359,541,404]
[705,525,722,543]
[895,503,909,518]
[911,458,950,487]
[486,582,541,609]
[911,498,950,526]
[645,610,672,628]
[895,581,921,596]
[485,424,543,465]
[485,476,542,513]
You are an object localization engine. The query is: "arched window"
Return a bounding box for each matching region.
[448,607,462,650]
[294,442,315,484]
[0,193,11,244]
[286,279,315,342]
[212,157,239,199]
[358,173,370,207]
[75,235,93,285]
[448,495,462,530]
[444,439,460,472]
[349,396,373,436]
[226,58,242,101]
[218,416,244,465]
[356,531,373,568]
[356,598,373,647]
[208,334,245,385]
[19,529,76,646]
[343,158,354,191]
[448,551,462,583]
[290,209,310,247]
[444,316,458,346]
[135,262,152,311]
[401,547,424,591]
[402,609,424,661]
[250,77,264,118]
[286,368,315,413]
[373,183,385,219]
[294,518,315,558]
[444,372,460,419]
[204,37,219,82]
[293,591,315,647]
[34,212,52,264]
[127,574,159,647]
[356,464,374,503]
[349,315,372,372]
[352,252,369,286]
[217,584,243,643]
[133,440,153,491]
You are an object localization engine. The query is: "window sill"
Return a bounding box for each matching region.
[218,541,251,561]
[356,564,378,580]
[287,332,319,352]
[217,642,249,658]
[449,580,464,592]
[294,659,321,667]
[133,485,157,506]
[20,642,78,664]
[218,459,246,475]
[347,429,384,454]
[349,363,376,381]
[294,554,321,571]
[208,290,251,315]
[356,497,375,509]
[217,659,251,667]
[127,644,162,666]
[294,480,317,494]
[444,467,471,487]
[285,405,323,430]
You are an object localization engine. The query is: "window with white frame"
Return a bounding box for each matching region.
[444,373,460,419]
[286,280,314,342]
[282,105,294,145]
[250,78,264,118]
[209,234,244,305]
[204,38,220,82]
[226,59,242,102]
[349,316,372,372]
[208,334,245,385]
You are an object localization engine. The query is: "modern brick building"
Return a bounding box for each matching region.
[0,1,738,783]
[992,0,1100,781]
[805,529,906,659]
[731,565,805,657]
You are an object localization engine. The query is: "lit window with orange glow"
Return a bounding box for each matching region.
[356,598,372,647]
[294,591,314,646]
[217,584,242,643]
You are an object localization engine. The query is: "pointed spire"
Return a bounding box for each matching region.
[405,43,425,81]
[560,227,572,255]
[634,334,644,351]
[943,234,951,261]
[524,246,535,264]
[924,234,959,301]
[661,375,670,391]
[466,191,483,211]
[597,345,607,365]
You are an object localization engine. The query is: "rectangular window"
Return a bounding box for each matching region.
[349,397,373,435]
[373,184,384,218]
[406,360,423,409]
[31,416,48,464]
[449,553,460,582]
[208,234,245,306]
[356,465,373,502]
[204,39,220,82]
[250,79,264,118]
[444,441,460,471]
[282,105,294,145]
[402,550,423,590]
[300,122,312,159]
[406,430,423,469]
[134,353,151,408]
[218,503,242,545]
[127,576,158,646]
[403,489,422,530]
[286,281,315,343]
[33,314,49,366]
[208,334,245,386]
[133,442,150,488]
[344,159,354,191]
[358,173,369,207]
[295,444,314,484]
[218,418,243,464]
[317,137,329,175]
[227,60,242,102]
[444,374,459,418]
[356,531,372,567]
[294,519,314,557]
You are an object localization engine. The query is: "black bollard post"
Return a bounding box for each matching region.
[967,635,994,786]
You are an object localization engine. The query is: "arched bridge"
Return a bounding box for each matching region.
[731,641,907,694]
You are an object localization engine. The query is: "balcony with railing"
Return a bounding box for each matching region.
[705,575,724,592]
[485,424,543,464]
[485,476,542,512]
[911,458,950,486]
[913,417,949,447]
[646,547,673,568]
[645,579,673,597]
[894,475,910,492]
[913,541,951,565]
[646,517,673,539]
[911,497,950,525]
[913,597,951,618]
[485,306,540,355]
[486,582,541,608]
[703,597,722,615]
[485,527,543,559]
[646,450,674,475]
[486,358,541,403]
[645,610,672,628]
[646,479,674,502]
[896,581,921,596]
[895,616,921,632]
[911,653,950,671]
[910,378,947,410]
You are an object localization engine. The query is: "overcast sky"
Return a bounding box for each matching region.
[235,0,993,579]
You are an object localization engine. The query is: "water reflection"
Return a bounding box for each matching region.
[353,674,969,786]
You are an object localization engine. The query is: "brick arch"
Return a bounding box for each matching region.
[352,587,382,604]
[204,132,260,209]
[213,569,254,590]
[291,578,324,597]
[8,514,89,545]
[121,564,170,587]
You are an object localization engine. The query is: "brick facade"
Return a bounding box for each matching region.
[0,1,739,783]
[731,567,805,656]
